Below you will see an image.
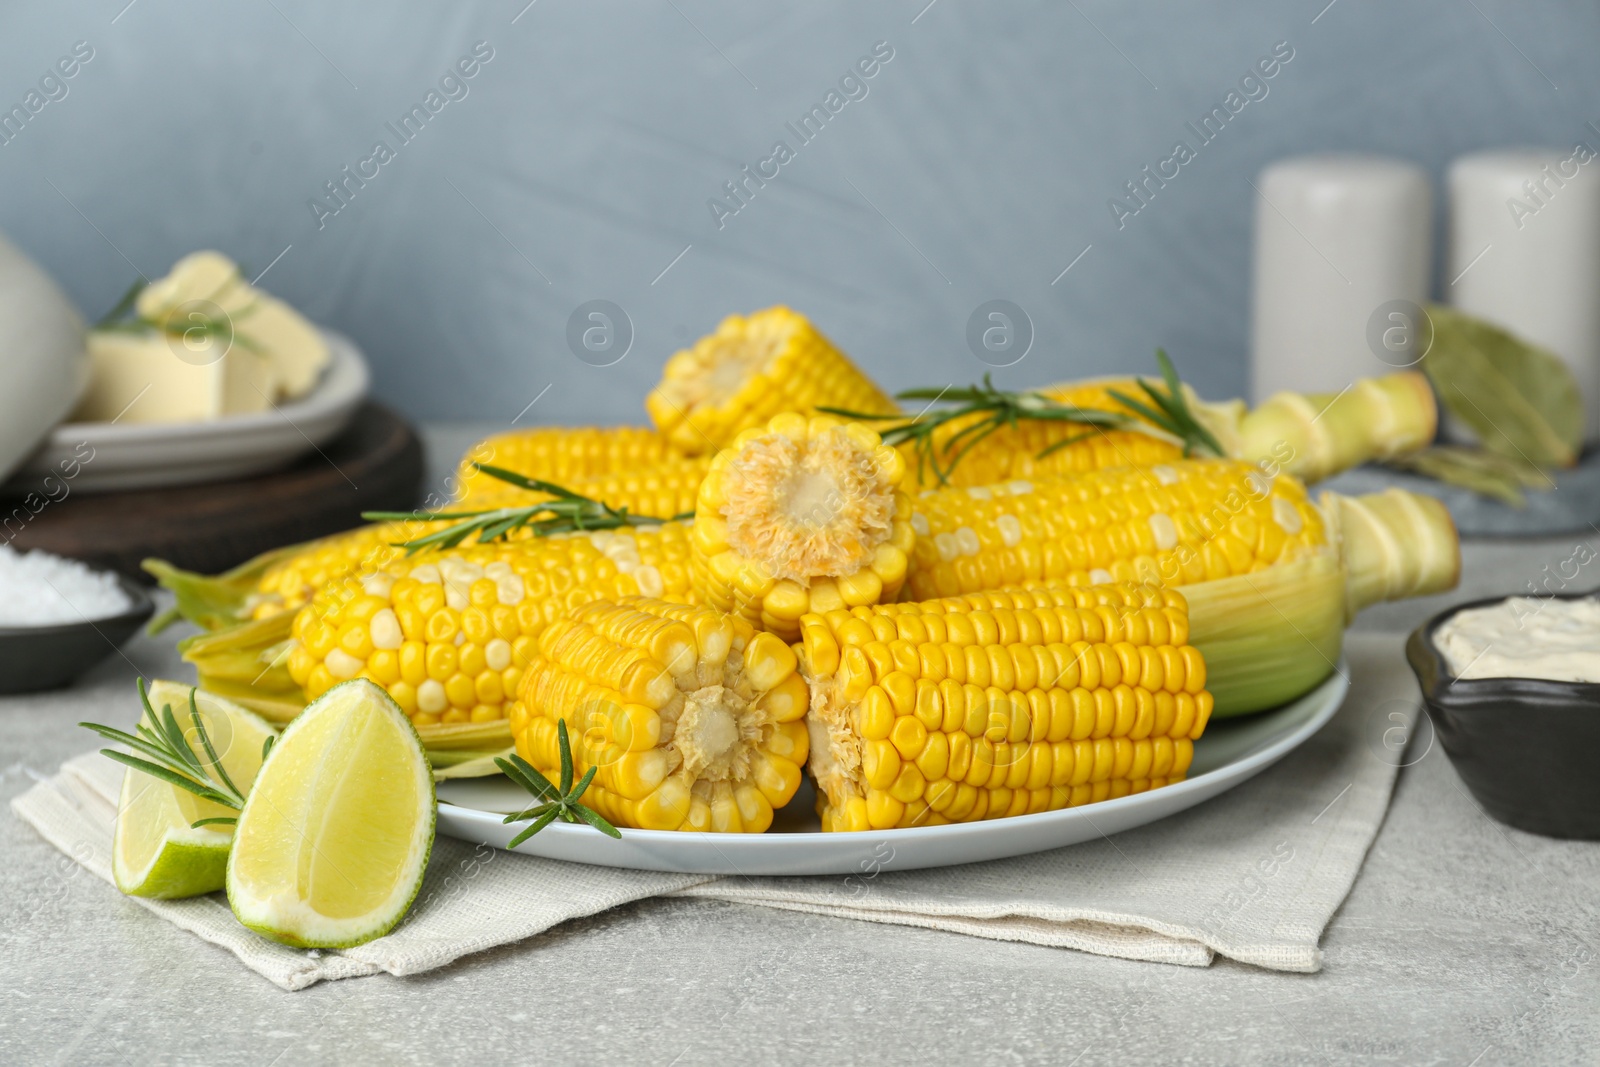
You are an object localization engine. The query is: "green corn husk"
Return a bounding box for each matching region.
[178,613,301,722]
[1186,487,1459,718]
[1186,550,1345,718]
[143,547,306,634]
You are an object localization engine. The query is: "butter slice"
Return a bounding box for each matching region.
[135,250,329,401]
[72,330,277,424]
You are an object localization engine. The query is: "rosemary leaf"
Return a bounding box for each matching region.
[507,807,564,848]
[496,755,561,804]
[557,720,575,795]
[190,689,243,801]
[98,751,236,807]
[95,278,148,329]
[571,803,624,839]
[568,764,598,804]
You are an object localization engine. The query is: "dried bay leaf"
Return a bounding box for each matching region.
[1420,305,1583,469]
[1384,445,1554,508]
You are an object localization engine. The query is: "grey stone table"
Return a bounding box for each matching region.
[1,427,1596,1066]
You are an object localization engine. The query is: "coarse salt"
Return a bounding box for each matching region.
[0,545,130,626]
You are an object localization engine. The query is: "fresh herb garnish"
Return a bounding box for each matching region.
[1106,349,1226,458]
[495,719,620,845]
[821,350,1223,485]
[94,273,263,353]
[363,464,692,554]
[79,679,270,828]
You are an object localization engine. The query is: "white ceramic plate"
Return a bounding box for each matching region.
[436,662,1349,875]
[6,330,368,494]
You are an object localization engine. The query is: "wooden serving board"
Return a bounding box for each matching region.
[4,402,423,581]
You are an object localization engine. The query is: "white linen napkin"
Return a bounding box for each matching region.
[11,633,1413,989]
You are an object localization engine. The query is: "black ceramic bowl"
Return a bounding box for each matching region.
[1407,589,1600,840]
[0,573,154,694]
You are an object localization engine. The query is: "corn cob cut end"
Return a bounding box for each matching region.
[511,597,810,832]
[692,413,914,640]
[646,307,897,456]
[798,582,1211,832]
[1323,487,1460,619]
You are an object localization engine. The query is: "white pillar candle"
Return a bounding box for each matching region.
[1447,148,1600,440]
[1250,155,1433,403]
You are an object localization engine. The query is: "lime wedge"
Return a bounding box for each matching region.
[226,679,435,948]
[113,681,277,899]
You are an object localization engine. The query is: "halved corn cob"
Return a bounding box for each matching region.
[185,524,695,764]
[800,582,1208,831]
[691,412,915,641]
[509,596,810,831]
[454,426,688,503]
[904,459,1327,601]
[646,307,898,456]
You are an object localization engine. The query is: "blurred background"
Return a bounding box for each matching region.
[1,0,1595,424]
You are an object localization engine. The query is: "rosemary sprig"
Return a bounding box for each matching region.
[94,273,264,353]
[822,375,1131,487]
[1105,349,1225,458]
[363,464,692,554]
[820,350,1225,484]
[79,679,272,828]
[495,720,621,845]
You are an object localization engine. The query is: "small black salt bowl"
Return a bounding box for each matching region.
[0,573,153,694]
[1406,589,1600,840]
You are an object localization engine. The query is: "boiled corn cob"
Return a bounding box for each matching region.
[149,465,706,633]
[691,412,915,641]
[903,459,1458,715]
[185,524,695,762]
[146,522,436,632]
[646,307,898,456]
[897,371,1436,491]
[454,426,688,503]
[509,596,810,832]
[800,582,1207,831]
[904,459,1326,601]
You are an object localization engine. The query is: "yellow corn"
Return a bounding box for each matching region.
[247,524,418,621]
[459,458,709,519]
[454,426,687,502]
[901,372,1437,490]
[646,307,898,456]
[691,412,915,641]
[900,381,1183,491]
[800,581,1209,831]
[509,597,810,831]
[281,524,694,733]
[146,522,453,632]
[905,458,1324,601]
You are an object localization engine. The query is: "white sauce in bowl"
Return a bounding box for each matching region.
[1435,596,1600,683]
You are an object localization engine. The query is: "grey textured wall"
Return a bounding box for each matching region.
[1,1,1595,424]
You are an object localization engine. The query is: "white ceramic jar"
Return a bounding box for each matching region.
[1447,149,1600,441]
[1250,155,1433,403]
[0,232,87,481]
